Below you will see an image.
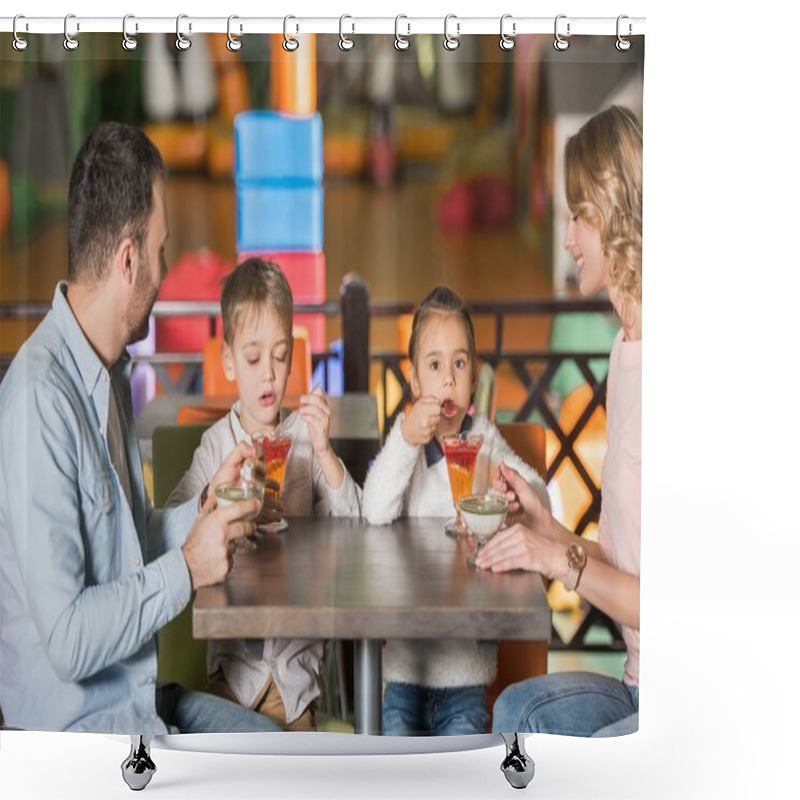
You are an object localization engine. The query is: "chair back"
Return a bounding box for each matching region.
[496,420,546,478]
[177,404,228,426]
[202,336,237,399]
[472,361,497,421]
[152,422,213,690]
[285,325,312,409]
[488,420,549,723]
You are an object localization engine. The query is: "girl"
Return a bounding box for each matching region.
[361,285,550,736]
[477,105,642,737]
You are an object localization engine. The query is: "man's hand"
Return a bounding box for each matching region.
[182,498,260,589]
[206,441,257,509]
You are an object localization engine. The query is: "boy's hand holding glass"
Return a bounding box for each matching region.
[401,395,442,446]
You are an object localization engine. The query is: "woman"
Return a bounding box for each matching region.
[475,105,642,737]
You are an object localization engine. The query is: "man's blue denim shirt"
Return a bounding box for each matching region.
[0,282,197,732]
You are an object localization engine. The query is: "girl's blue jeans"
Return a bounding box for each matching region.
[382,682,489,736]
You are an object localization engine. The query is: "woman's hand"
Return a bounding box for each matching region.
[401,396,442,446]
[474,521,560,576]
[494,463,551,532]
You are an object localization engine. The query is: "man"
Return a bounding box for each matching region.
[0,122,281,734]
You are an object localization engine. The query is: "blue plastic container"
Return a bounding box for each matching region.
[235,111,323,184]
[237,185,324,251]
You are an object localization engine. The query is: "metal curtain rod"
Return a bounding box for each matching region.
[0,15,646,37]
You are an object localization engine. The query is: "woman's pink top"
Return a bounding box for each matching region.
[597,329,642,687]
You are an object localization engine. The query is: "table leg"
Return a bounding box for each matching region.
[354,638,382,735]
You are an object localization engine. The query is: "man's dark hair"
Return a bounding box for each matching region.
[67,121,165,284]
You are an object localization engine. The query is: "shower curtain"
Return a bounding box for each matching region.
[0,14,645,792]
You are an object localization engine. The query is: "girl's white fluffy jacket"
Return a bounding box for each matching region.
[361,412,550,688]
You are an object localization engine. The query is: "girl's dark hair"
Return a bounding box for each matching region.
[408,286,477,373]
[68,121,165,284]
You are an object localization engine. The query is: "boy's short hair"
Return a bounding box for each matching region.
[221,257,293,345]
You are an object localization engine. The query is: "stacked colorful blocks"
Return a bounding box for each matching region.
[234,111,327,353]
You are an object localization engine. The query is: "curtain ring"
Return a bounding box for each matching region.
[616,15,632,51]
[283,15,299,51]
[176,14,192,51]
[12,15,28,52]
[553,14,570,51]
[63,13,79,51]
[122,14,138,51]
[339,14,355,51]
[443,14,460,51]
[227,15,243,51]
[394,15,410,51]
[499,14,515,51]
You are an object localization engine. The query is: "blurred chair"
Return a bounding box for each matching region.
[374,313,414,433]
[397,312,414,375]
[284,325,312,409]
[472,361,497,421]
[546,382,607,535]
[496,420,546,478]
[488,420,549,722]
[177,404,228,426]
[202,337,237,400]
[547,310,618,403]
[152,422,213,691]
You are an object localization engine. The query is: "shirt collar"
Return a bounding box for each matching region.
[424,413,473,467]
[230,400,294,443]
[51,281,116,397]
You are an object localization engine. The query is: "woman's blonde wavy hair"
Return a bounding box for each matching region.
[565,105,642,313]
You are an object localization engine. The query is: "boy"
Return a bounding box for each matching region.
[167,257,361,730]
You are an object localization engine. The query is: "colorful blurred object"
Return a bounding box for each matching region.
[436,125,516,232]
[156,249,232,353]
[235,111,324,184]
[142,122,208,172]
[207,33,251,125]
[201,337,237,400]
[437,177,516,232]
[235,109,327,355]
[237,251,327,352]
[207,123,235,180]
[270,34,317,115]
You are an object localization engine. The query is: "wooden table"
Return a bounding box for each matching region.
[138,392,381,486]
[193,517,551,735]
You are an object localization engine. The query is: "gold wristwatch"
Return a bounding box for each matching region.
[564,542,587,592]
